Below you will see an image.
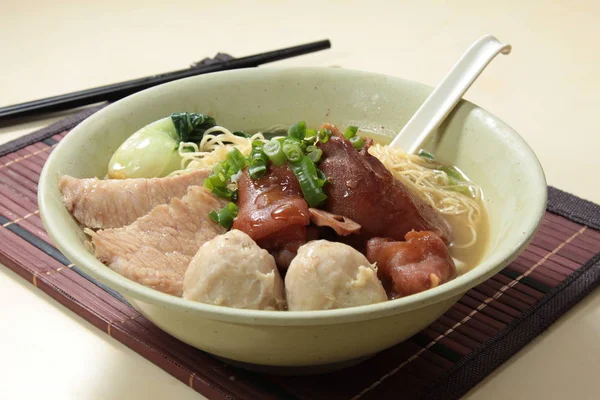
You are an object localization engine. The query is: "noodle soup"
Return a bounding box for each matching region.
[60,112,491,309]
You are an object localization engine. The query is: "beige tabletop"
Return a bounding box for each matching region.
[1,1,600,399]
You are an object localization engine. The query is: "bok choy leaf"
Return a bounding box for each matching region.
[107,113,217,179]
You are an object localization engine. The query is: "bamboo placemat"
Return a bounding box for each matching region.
[1,108,599,400]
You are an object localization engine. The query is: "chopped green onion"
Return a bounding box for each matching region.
[262,140,287,166]
[318,128,332,143]
[212,186,234,199]
[249,141,269,179]
[209,202,238,229]
[316,169,328,187]
[305,128,318,138]
[287,121,307,140]
[207,173,226,188]
[283,142,304,162]
[249,163,267,179]
[349,135,365,150]
[307,148,322,163]
[208,210,219,224]
[289,156,328,207]
[226,147,247,172]
[344,126,358,139]
[204,147,248,198]
[417,149,436,160]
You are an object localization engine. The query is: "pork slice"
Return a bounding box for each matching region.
[60,169,210,229]
[88,186,227,297]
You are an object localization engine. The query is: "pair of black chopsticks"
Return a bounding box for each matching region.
[0,39,331,122]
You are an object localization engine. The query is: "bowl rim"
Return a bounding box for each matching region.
[38,66,548,326]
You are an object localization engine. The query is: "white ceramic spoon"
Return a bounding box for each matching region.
[390,35,512,153]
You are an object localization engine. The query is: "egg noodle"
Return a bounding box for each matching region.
[171,127,482,249]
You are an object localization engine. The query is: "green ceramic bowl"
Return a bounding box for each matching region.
[38,67,546,373]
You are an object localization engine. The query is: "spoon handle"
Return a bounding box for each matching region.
[390,35,511,153]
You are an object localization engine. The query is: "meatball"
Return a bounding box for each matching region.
[182,229,286,310]
[285,240,388,311]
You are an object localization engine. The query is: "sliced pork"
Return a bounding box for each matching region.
[366,231,456,298]
[232,165,310,270]
[87,186,227,297]
[60,169,210,229]
[317,124,451,246]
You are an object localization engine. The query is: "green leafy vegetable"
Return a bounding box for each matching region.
[107,117,184,179]
[209,202,238,229]
[289,156,328,207]
[107,112,219,179]
[170,113,217,143]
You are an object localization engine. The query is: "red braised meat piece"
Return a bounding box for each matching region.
[232,165,310,270]
[317,123,451,245]
[366,231,457,298]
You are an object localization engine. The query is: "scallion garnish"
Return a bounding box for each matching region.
[248,141,269,179]
[305,128,317,138]
[349,135,365,150]
[417,149,436,160]
[287,121,307,140]
[344,126,358,139]
[289,156,328,207]
[204,148,247,199]
[283,142,304,162]
[317,128,332,143]
[209,202,238,229]
[226,147,247,172]
[262,140,287,166]
[307,148,322,163]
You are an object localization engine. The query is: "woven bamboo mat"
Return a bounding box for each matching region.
[1,107,599,400]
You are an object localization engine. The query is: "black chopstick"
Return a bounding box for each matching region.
[0,39,331,122]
